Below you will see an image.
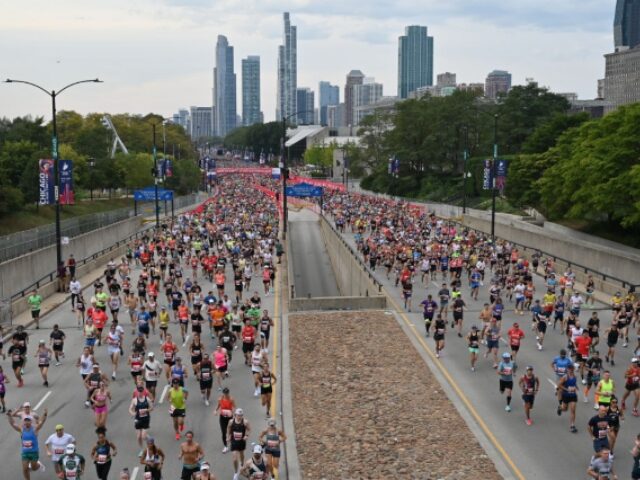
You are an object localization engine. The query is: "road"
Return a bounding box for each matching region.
[289,210,339,298]
[0,255,284,479]
[333,216,638,479]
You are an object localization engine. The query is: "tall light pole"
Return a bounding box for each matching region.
[281,110,314,239]
[462,125,469,214]
[4,78,102,271]
[490,113,499,242]
[148,117,173,229]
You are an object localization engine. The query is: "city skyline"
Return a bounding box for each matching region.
[0,1,614,123]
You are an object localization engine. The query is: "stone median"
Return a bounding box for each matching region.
[290,311,501,479]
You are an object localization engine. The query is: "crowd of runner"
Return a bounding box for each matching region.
[3,178,286,479]
[323,189,640,480]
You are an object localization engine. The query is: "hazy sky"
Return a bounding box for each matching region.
[0,0,614,123]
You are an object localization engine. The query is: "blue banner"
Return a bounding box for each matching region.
[165,159,173,178]
[38,159,55,205]
[482,159,492,190]
[496,159,508,177]
[134,186,173,201]
[285,183,324,197]
[59,160,74,205]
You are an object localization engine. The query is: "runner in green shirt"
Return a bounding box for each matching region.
[27,290,43,329]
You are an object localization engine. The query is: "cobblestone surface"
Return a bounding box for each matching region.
[290,311,501,480]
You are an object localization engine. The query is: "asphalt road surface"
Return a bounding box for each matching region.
[0,257,283,479]
[289,210,339,299]
[335,218,639,479]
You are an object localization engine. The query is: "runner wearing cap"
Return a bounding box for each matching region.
[497,352,514,412]
[139,437,165,480]
[214,387,236,453]
[143,352,162,398]
[519,366,540,426]
[557,364,579,433]
[466,325,480,372]
[507,323,525,363]
[45,424,75,476]
[240,444,270,480]
[57,443,85,480]
[259,419,287,478]
[621,357,640,415]
[197,461,216,480]
[7,407,48,480]
[227,408,251,479]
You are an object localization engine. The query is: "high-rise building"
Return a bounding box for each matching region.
[397,25,434,99]
[213,35,237,137]
[327,104,345,128]
[276,12,297,120]
[318,81,339,126]
[172,109,191,133]
[437,72,457,88]
[484,70,512,99]
[242,56,262,126]
[615,0,640,51]
[344,70,365,127]
[604,47,640,111]
[353,78,383,125]
[190,106,213,139]
[295,88,315,124]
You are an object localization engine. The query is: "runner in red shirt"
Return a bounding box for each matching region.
[621,357,640,415]
[161,334,179,382]
[507,323,525,362]
[92,308,108,346]
[241,321,256,366]
[573,330,592,384]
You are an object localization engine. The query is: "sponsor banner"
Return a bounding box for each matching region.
[482,159,492,190]
[271,167,281,179]
[38,159,55,205]
[289,176,346,192]
[59,160,75,205]
[216,167,272,175]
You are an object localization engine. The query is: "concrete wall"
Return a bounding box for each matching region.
[289,295,387,312]
[318,215,386,307]
[462,214,640,293]
[1,216,142,301]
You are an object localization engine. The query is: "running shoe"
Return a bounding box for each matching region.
[505,405,511,412]
[175,433,180,440]
[557,406,562,416]
[570,425,577,433]
[526,419,532,426]
[222,447,228,454]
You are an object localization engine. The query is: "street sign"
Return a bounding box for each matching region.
[134,186,174,201]
[285,182,324,197]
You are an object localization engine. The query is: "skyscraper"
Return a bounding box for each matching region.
[397,25,434,99]
[213,35,237,137]
[242,56,261,126]
[484,70,512,99]
[277,12,297,121]
[614,0,640,51]
[296,88,315,124]
[353,78,383,125]
[344,70,365,127]
[319,81,339,126]
[190,106,213,139]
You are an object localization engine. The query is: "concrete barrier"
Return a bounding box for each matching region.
[0,216,143,301]
[289,295,387,312]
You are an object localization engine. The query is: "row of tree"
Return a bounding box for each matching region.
[0,113,201,214]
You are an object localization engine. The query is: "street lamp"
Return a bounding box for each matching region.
[148,117,173,229]
[4,78,102,271]
[88,157,96,201]
[490,113,499,242]
[280,110,314,239]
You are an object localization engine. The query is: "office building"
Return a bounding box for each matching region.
[242,56,262,126]
[344,70,365,127]
[437,72,457,88]
[604,47,640,111]
[353,78,383,125]
[397,25,434,99]
[172,109,191,133]
[319,81,339,125]
[295,88,315,124]
[213,35,237,137]
[457,83,485,94]
[615,0,640,51]
[277,12,297,120]
[190,106,213,139]
[484,70,512,99]
[327,103,346,128]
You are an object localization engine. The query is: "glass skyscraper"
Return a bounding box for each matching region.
[615,0,640,50]
[397,25,434,99]
[213,35,237,137]
[277,12,297,121]
[242,56,261,126]
[319,81,339,126]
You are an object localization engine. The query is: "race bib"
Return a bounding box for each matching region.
[97,454,107,464]
[22,440,33,449]
[221,409,232,417]
[54,448,64,455]
[233,431,243,440]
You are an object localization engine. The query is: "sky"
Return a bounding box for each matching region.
[0,0,615,123]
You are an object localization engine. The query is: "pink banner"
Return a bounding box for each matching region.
[216,167,272,175]
[289,176,346,192]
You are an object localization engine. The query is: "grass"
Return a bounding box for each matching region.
[0,197,134,236]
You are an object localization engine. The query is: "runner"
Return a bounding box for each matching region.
[483,317,501,368]
[240,445,271,480]
[49,324,66,366]
[143,352,162,399]
[574,330,593,384]
[607,397,624,455]
[139,437,165,480]
[0,365,8,412]
[507,322,525,363]
[129,382,154,447]
[198,352,214,406]
[260,362,277,419]
[584,351,603,408]
[168,378,188,440]
[178,430,204,480]
[242,320,257,366]
[604,323,619,366]
[214,345,230,391]
[497,352,515,412]
[7,408,48,480]
[171,357,188,387]
[259,419,287,478]
[466,325,480,372]
[189,332,204,376]
[259,310,274,351]
[91,426,117,480]
[44,424,75,476]
[519,366,540,425]
[158,306,170,342]
[557,364,579,433]
[90,381,111,428]
[57,443,85,480]
[105,323,122,380]
[228,408,251,480]
[34,340,52,387]
[251,344,267,397]
[161,333,179,383]
[588,405,611,453]
[433,313,446,359]
[586,448,615,479]
[27,289,43,329]
[420,294,437,337]
[451,294,466,337]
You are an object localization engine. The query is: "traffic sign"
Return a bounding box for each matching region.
[285,182,324,197]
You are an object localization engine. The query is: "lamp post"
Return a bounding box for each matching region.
[4,78,102,271]
[490,113,499,242]
[88,157,95,201]
[148,117,173,229]
[280,110,314,239]
[461,125,469,214]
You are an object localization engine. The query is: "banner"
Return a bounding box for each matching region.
[38,159,55,205]
[271,167,281,179]
[59,160,75,205]
[289,176,346,192]
[482,159,492,190]
[495,159,508,191]
[165,159,173,178]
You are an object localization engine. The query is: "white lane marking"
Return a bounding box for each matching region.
[182,335,190,347]
[499,337,508,344]
[159,385,169,404]
[131,466,139,480]
[34,391,51,411]
[547,378,557,389]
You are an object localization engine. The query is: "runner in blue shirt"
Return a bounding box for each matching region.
[497,352,514,412]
